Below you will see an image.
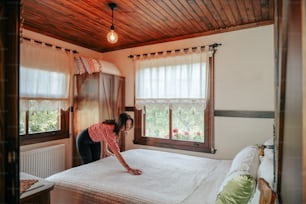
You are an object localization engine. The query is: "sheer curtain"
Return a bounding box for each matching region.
[135,46,209,110]
[73,56,125,164]
[20,40,73,111]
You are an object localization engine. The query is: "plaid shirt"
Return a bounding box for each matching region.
[88,123,120,152]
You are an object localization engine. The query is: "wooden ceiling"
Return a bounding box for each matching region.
[22,0,274,53]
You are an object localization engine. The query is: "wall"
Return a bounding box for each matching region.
[21,25,275,161]
[21,29,106,169]
[102,25,275,159]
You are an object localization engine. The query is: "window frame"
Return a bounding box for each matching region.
[133,48,216,153]
[20,108,70,145]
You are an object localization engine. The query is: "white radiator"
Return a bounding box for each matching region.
[20,144,66,178]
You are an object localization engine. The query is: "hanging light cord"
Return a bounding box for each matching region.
[111,7,114,27]
[109,3,116,29]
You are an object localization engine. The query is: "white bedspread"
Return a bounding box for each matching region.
[46,149,232,204]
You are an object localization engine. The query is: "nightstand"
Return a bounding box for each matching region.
[20,172,54,204]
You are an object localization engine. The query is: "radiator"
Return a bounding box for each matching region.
[20,144,66,178]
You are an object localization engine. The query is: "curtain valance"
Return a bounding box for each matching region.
[135,46,209,110]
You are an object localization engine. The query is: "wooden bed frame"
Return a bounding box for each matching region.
[259,178,276,204]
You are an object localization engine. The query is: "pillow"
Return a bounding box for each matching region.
[227,145,260,178]
[257,156,274,189]
[263,137,274,159]
[247,188,260,204]
[216,146,260,204]
[216,173,256,204]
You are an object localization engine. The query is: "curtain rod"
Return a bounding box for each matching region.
[128,43,221,58]
[21,37,79,54]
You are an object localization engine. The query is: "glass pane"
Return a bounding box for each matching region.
[28,109,60,134]
[172,106,204,142]
[19,111,26,135]
[145,104,169,139]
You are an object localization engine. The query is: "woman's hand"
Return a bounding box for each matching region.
[127,168,142,175]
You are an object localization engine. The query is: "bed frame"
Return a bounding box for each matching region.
[259,178,276,204]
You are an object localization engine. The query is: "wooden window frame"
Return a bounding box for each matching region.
[20,109,70,145]
[133,48,217,153]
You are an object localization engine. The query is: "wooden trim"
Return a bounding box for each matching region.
[303,0,306,202]
[2,2,20,203]
[208,49,215,152]
[214,110,274,118]
[258,178,276,204]
[129,107,275,119]
[275,0,287,200]
[125,106,135,112]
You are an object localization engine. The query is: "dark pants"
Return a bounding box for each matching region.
[76,128,101,164]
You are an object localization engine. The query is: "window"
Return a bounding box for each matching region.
[20,41,71,145]
[134,46,216,153]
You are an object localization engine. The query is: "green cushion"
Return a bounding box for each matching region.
[216,174,256,204]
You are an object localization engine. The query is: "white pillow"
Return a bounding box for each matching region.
[216,146,260,204]
[228,145,260,178]
[263,137,274,159]
[247,188,260,204]
[257,156,274,190]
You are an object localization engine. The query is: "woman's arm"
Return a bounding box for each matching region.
[102,127,142,175]
[113,150,142,175]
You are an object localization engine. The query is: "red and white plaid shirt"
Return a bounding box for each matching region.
[88,123,120,152]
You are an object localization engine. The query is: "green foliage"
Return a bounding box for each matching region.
[145,105,205,142]
[19,109,60,134]
[145,105,169,138]
[29,110,59,133]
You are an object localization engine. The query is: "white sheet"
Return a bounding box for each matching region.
[46,149,232,204]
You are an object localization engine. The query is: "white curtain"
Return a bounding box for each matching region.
[135,46,209,110]
[20,40,73,111]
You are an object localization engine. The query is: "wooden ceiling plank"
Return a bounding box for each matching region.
[268,0,274,19]
[187,0,214,30]
[260,0,274,20]
[178,0,208,30]
[244,0,256,22]
[252,0,263,21]
[235,0,249,24]
[144,0,191,34]
[22,0,274,53]
[163,1,203,32]
[210,0,231,27]
[113,3,164,42]
[133,1,179,37]
[218,0,238,26]
[202,0,226,27]
[197,0,222,28]
[225,0,243,25]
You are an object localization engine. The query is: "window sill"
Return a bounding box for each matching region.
[20,131,69,145]
[134,136,214,153]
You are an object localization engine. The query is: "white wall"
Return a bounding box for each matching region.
[102,25,275,159]
[21,29,106,169]
[22,25,275,161]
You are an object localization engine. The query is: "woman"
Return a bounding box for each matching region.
[76,113,142,175]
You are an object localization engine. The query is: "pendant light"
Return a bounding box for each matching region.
[106,3,118,44]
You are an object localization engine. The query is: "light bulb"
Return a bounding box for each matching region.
[107,29,118,44]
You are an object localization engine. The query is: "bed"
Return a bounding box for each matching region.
[46,140,276,204]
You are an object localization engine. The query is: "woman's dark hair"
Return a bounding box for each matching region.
[113,113,134,135]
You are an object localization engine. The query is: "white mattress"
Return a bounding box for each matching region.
[46,149,232,204]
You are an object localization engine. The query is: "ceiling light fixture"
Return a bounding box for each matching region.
[106,2,118,44]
